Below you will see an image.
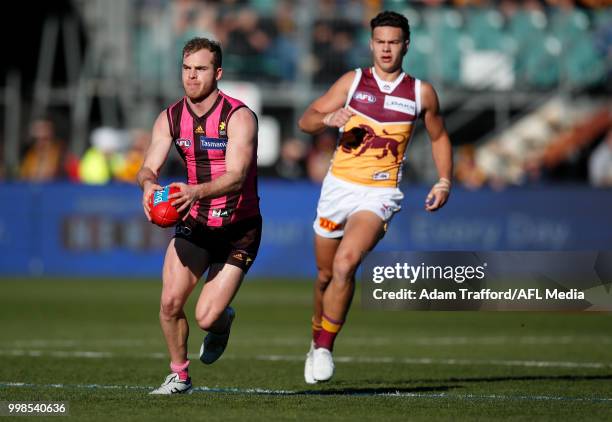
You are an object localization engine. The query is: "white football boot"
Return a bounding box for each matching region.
[304,341,317,384]
[200,306,235,364]
[149,373,192,395]
[312,347,335,382]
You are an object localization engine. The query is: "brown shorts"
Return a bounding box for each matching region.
[174,215,262,273]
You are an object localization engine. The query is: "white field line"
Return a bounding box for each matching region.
[0,339,153,348]
[1,348,611,370]
[2,336,612,348]
[0,349,164,359]
[1,381,611,402]
[254,335,612,346]
[256,354,612,369]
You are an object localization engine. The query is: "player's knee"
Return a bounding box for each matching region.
[195,305,225,331]
[159,295,184,320]
[332,251,359,283]
[316,267,333,287]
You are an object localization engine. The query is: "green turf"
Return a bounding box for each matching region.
[0,278,611,421]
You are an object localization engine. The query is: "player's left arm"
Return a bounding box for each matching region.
[421,82,453,212]
[169,107,257,213]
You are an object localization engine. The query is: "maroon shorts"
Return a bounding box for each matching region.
[174,215,262,273]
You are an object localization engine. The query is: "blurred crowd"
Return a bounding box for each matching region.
[454,97,612,189]
[11,108,611,189]
[17,118,149,185]
[11,116,340,185]
[3,0,611,188]
[133,0,610,86]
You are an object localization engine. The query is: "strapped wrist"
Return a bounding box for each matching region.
[322,112,334,126]
[433,177,451,192]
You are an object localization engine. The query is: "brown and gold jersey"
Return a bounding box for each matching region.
[330,67,421,187]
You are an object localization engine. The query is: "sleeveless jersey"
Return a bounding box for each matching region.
[330,67,421,187]
[165,91,259,227]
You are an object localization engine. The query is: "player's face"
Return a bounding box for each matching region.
[182,49,222,101]
[370,26,408,74]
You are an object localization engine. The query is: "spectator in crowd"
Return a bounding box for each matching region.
[454,145,486,190]
[114,129,150,184]
[20,118,65,182]
[224,8,273,75]
[78,127,127,185]
[268,1,298,81]
[275,137,308,179]
[313,21,355,84]
[306,128,337,183]
[312,21,336,84]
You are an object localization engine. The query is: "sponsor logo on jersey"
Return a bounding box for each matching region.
[373,171,390,181]
[195,125,205,134]
[383,95,416,115]
[176,138,192,148]
[200,136,227,150]
[319,217,342,232]
[353,91,377,104]
[211,208,233,218]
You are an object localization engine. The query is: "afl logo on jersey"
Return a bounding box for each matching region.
[353,91,377,104]
[176,138,192,148]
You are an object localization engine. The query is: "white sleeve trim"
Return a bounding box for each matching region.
[415,78,422,117]
[344,68,362,108]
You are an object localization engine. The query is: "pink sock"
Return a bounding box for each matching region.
[170,360,190,381]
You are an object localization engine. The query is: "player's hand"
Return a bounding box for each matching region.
[425,178,451,212]
[142,181,163,221]
[323,108,354,128]
[168,182,200,216]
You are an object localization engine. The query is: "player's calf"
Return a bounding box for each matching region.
[195,300,230,331]
[200,306,236,365]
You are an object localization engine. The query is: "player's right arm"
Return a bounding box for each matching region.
[136,111,173,221]
[298,71,356,134]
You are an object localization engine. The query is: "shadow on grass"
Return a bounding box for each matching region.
[291,374,612,396]
[412,374,612,384]
[193,384,460,396]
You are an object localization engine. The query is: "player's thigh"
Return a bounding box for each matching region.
[336,210,385,268]
[315,234,341,283]
[162,237,210,302]
[195,263,244,317]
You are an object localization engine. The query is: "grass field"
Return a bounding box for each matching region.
[1,278,611,421]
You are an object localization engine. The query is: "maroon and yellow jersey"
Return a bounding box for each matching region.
[330,67,422,187]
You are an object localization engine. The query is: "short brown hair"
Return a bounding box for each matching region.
[182,37,223,70]
[371,11,410,43]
